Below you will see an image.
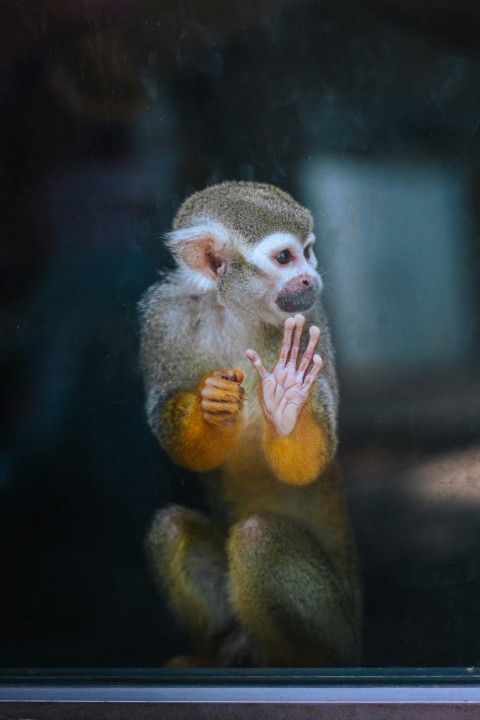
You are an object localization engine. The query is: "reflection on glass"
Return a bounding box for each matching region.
[0,0,479,671]
[302,157,473,372]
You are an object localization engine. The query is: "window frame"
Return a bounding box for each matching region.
[1,668,480,718]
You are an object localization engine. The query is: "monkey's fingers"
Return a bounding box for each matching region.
[297,325,321,377]
[278,317,296,366]
[202,404,240,427]
[201,386,244,406]
[211,369,244,384]
[287,314,306,368]
[201,399,242,415]
[233,369,244,384]
[300,354,323,395]
[203,376,245,398]
[245,349,269,381]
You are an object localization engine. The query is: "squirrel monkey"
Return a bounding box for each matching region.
[139,181,360,667]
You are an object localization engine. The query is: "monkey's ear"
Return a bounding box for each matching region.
[167,222,229,280]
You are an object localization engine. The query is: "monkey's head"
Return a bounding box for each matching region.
[167,181,322,325]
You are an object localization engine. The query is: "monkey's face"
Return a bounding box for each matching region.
[168,214,322,325]
[241,232,322,321]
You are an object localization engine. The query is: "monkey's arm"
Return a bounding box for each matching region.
[262,402,335,485]
[247,314,336,485]
[159,370,244,473]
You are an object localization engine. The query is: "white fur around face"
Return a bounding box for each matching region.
[167,218,230,251]
[176,266,218,293]
[167,222,321,297]
[306,233,318,269]
[245,232,320,283]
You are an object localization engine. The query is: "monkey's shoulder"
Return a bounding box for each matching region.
[140,277,247,365]
[141,278,211,330]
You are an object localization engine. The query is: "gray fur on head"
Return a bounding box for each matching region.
[173,181,313,245]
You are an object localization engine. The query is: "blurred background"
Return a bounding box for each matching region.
[1,0,480,668]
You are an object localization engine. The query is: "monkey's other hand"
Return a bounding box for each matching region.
[200,369,245,428]
[246,314,323,437]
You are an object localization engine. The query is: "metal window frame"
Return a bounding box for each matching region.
[1,668,480,718]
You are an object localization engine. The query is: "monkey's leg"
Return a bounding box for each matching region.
[147,505,237,663]
[228,513,360,667]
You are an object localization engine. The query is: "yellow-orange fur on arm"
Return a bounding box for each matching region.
[162,375,242,472]
[263,405,333,485]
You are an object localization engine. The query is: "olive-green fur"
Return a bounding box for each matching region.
[174,181,313,244]
[140,182,360,667]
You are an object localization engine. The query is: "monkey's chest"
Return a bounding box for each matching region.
[213,385,282,521]
[239,362,263,421]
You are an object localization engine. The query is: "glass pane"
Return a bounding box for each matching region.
[1,0,479,671]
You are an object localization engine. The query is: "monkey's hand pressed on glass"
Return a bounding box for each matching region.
[246,314,323,437]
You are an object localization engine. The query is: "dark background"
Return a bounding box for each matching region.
[1,0,480,667]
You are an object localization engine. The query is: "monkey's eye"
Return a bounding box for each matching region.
[275,249,293,265]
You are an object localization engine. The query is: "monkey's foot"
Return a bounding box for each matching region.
[164,654,215,668]
[216,628,263,667]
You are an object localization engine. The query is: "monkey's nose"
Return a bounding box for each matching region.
[297,274,313,288]
[275,275,320,312]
